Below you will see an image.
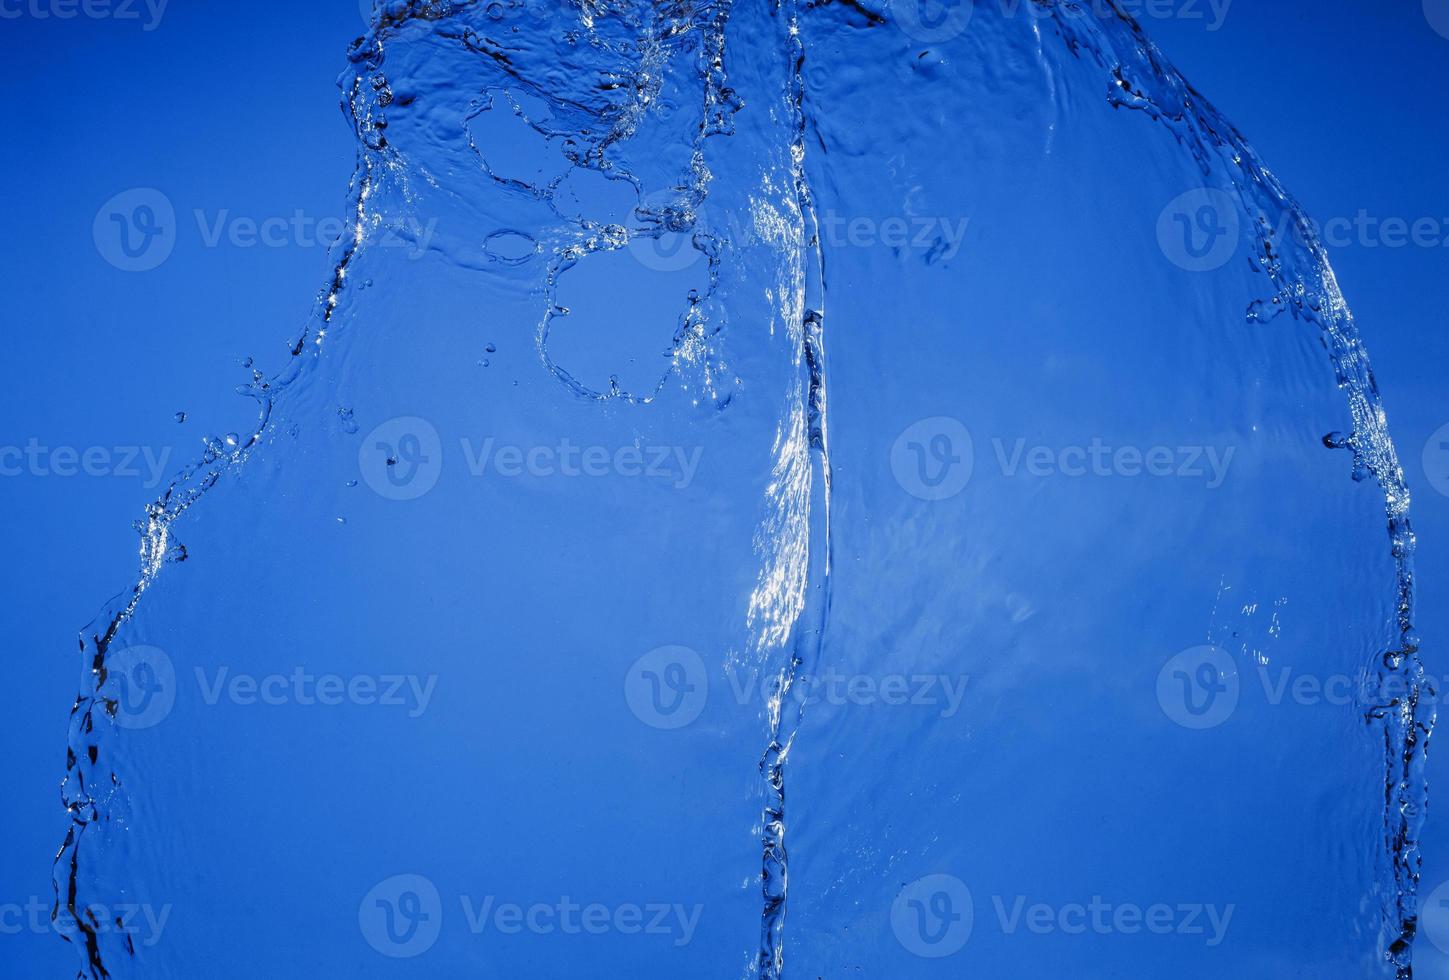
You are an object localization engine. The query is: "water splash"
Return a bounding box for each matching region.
[1043,8,1430,970]
[56,1,1427,976]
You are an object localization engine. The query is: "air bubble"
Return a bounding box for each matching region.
[483,230,539,264]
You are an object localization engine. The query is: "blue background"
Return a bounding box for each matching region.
[1,1,1446,975]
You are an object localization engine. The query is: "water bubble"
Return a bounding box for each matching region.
[483,230,539,264]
